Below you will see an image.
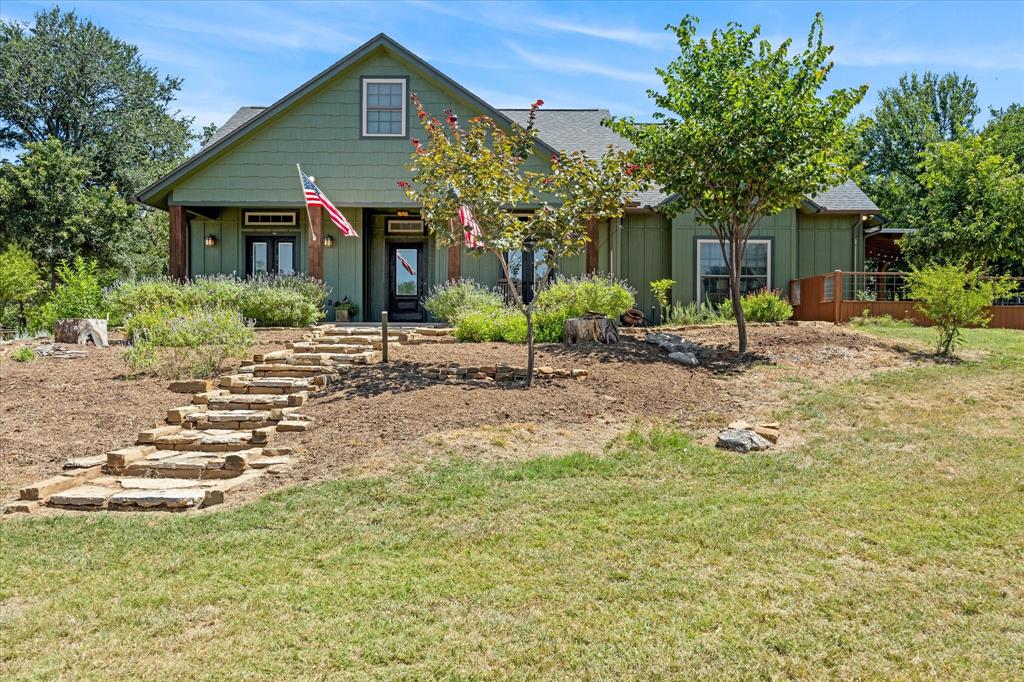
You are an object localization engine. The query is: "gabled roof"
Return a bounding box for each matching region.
[806,180,879,213]
[500,109,632,158]
[137,33,556,207]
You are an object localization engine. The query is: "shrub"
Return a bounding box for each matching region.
[453,308,526,343]
[105,275,328,328]
[424,279,504,323]
[29,257,106,331]
[719,289,794,323]
[0,245,41,329]
[906,264,1017,355]
[664,300,724,325]
[533,275,635,342]
[649,278,676,318]
[123,307,255,378]
[10,346,36,362]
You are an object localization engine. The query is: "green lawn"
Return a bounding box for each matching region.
[3,327,1023,680]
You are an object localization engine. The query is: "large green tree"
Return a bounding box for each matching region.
[983,103,1024,167]
[0,8,195,197]
[900,135,1024,273]
[608,14,865,353]
[402,98,645,384]
[0,138,134,282]
[855,71,979,227]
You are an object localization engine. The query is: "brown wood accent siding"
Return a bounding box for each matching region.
[307,206,324,280]
[447,242,461,282]
[169,204,188,281]
[585,218,598,274]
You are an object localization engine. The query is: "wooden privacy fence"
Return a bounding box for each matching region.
[788,271,1024,330]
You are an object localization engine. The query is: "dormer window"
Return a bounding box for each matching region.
[362,77,407,137]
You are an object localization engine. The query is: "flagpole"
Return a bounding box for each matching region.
[297,163,315,242]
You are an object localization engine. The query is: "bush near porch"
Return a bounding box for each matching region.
[105,275,329,328]
[426,275,635,343]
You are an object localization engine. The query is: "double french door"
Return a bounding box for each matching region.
[246,236,296,276]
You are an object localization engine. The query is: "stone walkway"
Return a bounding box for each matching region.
[4,325,450,514]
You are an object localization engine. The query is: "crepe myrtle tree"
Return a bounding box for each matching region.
[400,95,646,385]
[608,13,867,353]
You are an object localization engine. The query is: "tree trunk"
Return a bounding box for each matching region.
[563,316,619,344]
[730,237,748,354]
[54,318,109,347]
[525,307,535,387]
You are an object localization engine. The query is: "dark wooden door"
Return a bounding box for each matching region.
[388,242,426,321]
[246,236,296,276]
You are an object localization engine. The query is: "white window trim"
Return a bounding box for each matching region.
[696,238,772,303]
[362,78,407,138]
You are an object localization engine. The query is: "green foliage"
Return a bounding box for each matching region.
[607,13,865,352]
[0,139,136,279]
[29,256,106,331]
[906,264,1017,356]
[9,346,36,362]
[664,300,724,326]
[900,135,1024,272]
[849,311,913,328]
[718,289,794,323]
[453,308,526,343]
[649,279,675,317]
[104,275,328,328]
[532,275,635,342]
[424,279,504,323]
[0,8,195,197]
[123,307,255,378]
[854,71,979,230]
[983,104,1024,167]
[0,244,41,328]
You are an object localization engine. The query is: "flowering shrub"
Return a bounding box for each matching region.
[123,307,255,378]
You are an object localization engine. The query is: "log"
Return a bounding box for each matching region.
[54,318,108,347]
[563,315,619,344]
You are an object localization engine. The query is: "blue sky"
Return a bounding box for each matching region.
[3,0,1023,140]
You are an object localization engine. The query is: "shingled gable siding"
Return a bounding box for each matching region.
[169,48,551,207]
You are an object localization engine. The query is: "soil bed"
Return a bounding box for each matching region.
[1,324,922,507]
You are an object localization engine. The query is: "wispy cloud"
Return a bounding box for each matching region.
[530,17,674,49]
[832,42,1024,71]
[504,41,659,86]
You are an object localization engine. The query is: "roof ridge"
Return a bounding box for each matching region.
[500,108,606,111]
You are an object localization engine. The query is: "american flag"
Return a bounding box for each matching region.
[297,165,357,237]
[459,205,483,249]
[397,252,416,276]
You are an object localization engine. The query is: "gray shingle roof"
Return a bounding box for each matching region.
[808,180,879,213]
[202,106,266,149]
[202,105,876,213]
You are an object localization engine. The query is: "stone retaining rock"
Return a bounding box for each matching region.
[716,429,772,453]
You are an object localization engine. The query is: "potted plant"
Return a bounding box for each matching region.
[334,296,358,322]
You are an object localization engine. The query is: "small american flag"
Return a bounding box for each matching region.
[397,252,416,276]
[298,165,357,238]
[459,205,483,249]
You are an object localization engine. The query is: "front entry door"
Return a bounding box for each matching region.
[388,242,426,321]
[246,236,296,276]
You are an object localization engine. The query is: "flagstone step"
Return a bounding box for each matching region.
[118,448,262,478]
[289,342,374,354]
[152,428,270,452]
[219,375,321,394]
[203,393,306,410]
[43,470,271,510]
[252,364,342,378]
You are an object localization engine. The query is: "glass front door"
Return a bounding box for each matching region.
[246,236,296,276]
[388,242,425,321]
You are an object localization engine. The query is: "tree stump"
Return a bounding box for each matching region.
[564,315,619,344]
[54,318,109,347]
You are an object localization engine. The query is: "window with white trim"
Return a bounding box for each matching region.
[697,239,771,305]
[362,78,406,137]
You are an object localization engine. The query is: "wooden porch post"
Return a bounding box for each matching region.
[832,270,843,323]
[168,204,188,281]
[585,218,599,274]
[447,240,461,282]
[307,206,324,281]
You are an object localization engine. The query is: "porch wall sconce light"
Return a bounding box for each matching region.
[204,234,217,247]
[323,234,335,248]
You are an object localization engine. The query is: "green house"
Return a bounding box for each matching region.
[138,33,880,322]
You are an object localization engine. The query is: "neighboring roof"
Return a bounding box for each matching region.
[137,33,557,207]
[201,107,265,149]
[807,180,879,213]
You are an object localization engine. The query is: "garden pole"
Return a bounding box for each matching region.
[381,311,389,363]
